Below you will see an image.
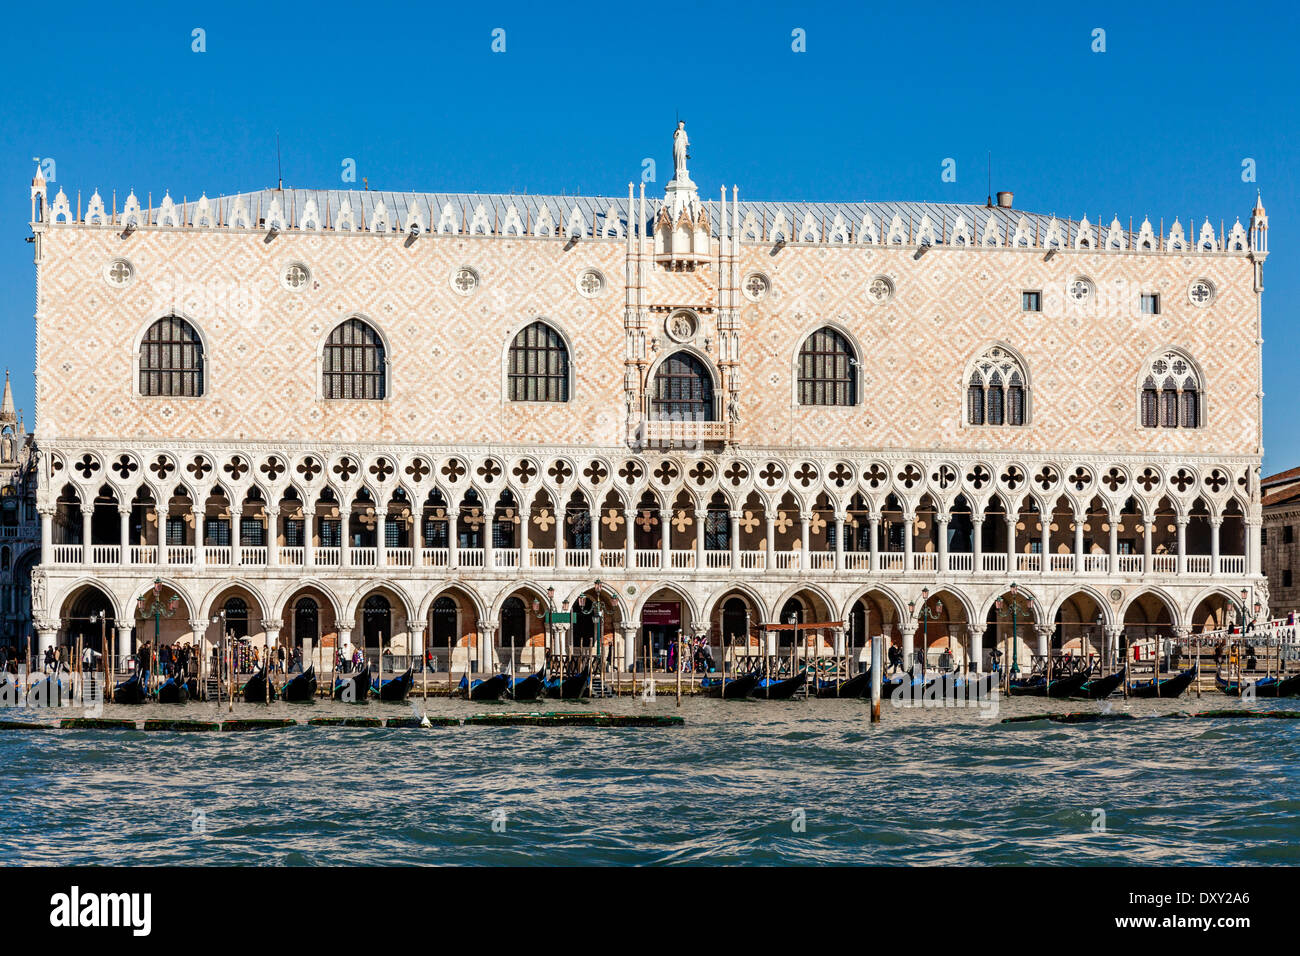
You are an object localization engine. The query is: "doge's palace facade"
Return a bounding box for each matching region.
[25,128,1269,673]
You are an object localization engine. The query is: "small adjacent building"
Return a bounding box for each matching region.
[1262,467,1300,617]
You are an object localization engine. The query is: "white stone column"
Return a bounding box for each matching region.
[518,509,530,570]
[1247,520,1261,576]
[1073,513,1084,570]
[229,507,243,566]
[481,513,493,571]
[620,622,638,670]
[729,510,741,572]
[156,504,169,566]
[623,508,635,572]
[834,514,846,571]
[967,624,983,673]
[36,625,57,658]
[659,509,671,569]
[901,615,915,666]
[903,512,915,572]
[1210,517,1221,575]
[1175,516,1187,576]
[267,506,280,567]
[376,512,388,568]
[972,515,983,572]
[80,505,93,565]
[869,514,880,572]
[119,506,131,567]
[302,509,315,568]
[447,509,460,569]
[1109,520,1119,575]
[1036,624,1052,660]
[39,506,53,567]
[1105,624,1125,670]
[1142,512,1153,575]
[936,515,949,574]
[554,507,565,567]
[832,626,845,656]
[411,506,424,568]
[765,511,776,573]
[799,512,811,571]
[116,623,135,663]
[1004,514,1016,573]
[589,509,600,571]
[1039,517,1050,571]
[189,619,208,660]
[192,506,206,568]
[694,507,705,570]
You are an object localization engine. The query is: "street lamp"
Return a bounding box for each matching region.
[909,588,944,678]
[574,578,610,694]
[135,578,178,698]
[531,586,567,677]
[995,582,1030,690]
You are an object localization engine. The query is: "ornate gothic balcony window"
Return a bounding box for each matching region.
[966,345,1028,427]
[1140,349,1201,429]
[651,351,715,421]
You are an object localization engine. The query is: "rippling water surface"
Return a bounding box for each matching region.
[3,691,1298,866]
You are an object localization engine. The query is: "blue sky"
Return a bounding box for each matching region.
[2,1,1296,470]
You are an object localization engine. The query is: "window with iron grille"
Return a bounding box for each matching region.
[140,315,204,397]
[650,352,715,420]
[508,321,570,402]
[165,516,185,546]
[319,519,341,548]
[285,519,303,548]
[323,317,386,400]
[207,518,231,547]
[240,517,265,547]
[705,510,730,550]
[424,517,448,548]
[797,327,857,406]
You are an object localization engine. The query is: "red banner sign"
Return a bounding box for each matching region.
[642,601,681,627]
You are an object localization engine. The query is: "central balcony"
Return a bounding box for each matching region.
[46,544,1250,579]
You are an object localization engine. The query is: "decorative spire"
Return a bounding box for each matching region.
[0,370,14,423]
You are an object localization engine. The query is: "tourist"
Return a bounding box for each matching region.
[887,643,903,674]
[277,645,286,674]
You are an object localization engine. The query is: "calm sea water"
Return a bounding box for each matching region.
[3,689,1298,866]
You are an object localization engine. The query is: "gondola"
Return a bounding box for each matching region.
[28,673,72,706]
[1079,667,1127,700]
[1127,664,1197,699]
[373,666,414,703]
[815,668,873,699]
[931,671,997,697]
[545,666,590,700]
[1214,670,1300,698]
[507,670,546,701]
[700,672,760,699]
[242,666,278,703]
[112,671,148,705]
[333,666,372,703]
[1008,668,1092,698]
[156,674,191,704]
[754,670,807,700]
[459,673,508,701]
[282,664,318,703]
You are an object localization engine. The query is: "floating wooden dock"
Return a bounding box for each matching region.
[463,711,684,727]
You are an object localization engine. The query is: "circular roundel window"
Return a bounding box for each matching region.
[104,257,134,287]
[1188,278,1215,307]
[866,275,894,304]
[743,273,771,301]
[577,269,605,298]
[451,266,480,296]
[282,261,311,291]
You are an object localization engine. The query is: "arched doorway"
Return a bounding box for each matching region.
[362,594,391,649]
[650,352,715,421]
[59,584,117,656]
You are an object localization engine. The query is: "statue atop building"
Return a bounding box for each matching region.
[672,120,691,184]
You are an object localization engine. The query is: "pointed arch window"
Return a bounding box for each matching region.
[651,352,715,421]
[507,321,570,402]
[1140,350,1201,429]
[323,318,386,400]
[966,346,1028,427]
[797,327,858,406]
[140,315,204,397]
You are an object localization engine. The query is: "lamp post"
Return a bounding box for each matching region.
[531,586,567,679]
[909,588,944,681]
[135,578,178,699]
[994,582,1029,693]
[211,609,231,709]
[575,579,610,698]
[1096,613,1105,675]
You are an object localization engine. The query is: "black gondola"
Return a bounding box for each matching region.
[333,666,372,702]
[508,670,545,701]
[282,665,318,703]
[156,674,190,704]
[373,666,414,703]
[700,672,759,699]
[1127,664,1197,699]
[1215,670,1300,698]
[112,671,148,705]
[754,670,807,700]
[1079,667,1127,699]
[242,666,278,703]
[1008,669,1092,698]
[459,673,508,701]
[544,666,590,699]
[815,669,873,698]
